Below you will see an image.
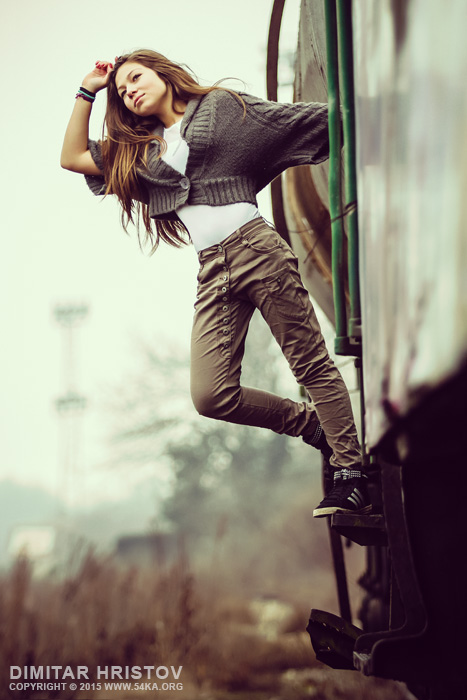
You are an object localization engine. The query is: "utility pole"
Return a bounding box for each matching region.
[54,304,88,513]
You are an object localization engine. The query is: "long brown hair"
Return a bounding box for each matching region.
[102,50,244,253]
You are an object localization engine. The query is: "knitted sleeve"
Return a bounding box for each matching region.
[84,139,106,196]
[208,90,333,192]
[240,92,331,162]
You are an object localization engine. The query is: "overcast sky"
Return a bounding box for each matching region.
[0,0,302,506]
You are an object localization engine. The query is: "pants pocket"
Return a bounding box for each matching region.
[241,226,282,254]
[261,266,309,321]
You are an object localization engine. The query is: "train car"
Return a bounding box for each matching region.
[267,1,467,698]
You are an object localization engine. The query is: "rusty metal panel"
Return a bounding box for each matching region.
[352,0,467,447]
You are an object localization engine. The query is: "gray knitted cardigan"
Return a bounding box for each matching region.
[85,89,330,221]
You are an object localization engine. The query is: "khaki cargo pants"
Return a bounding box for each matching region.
[190,217,361,470]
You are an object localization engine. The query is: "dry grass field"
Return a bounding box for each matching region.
[0,521,415,700]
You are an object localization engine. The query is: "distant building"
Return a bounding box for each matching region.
[115,532,178,567]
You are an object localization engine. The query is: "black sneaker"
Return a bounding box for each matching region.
[313,469,372,518]
[304,425,334,461]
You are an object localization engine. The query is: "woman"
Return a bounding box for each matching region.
[61,50,371,517]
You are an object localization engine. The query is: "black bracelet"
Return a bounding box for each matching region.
[79,86,96,98]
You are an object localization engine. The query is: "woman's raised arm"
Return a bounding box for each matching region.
[60,61,113,175]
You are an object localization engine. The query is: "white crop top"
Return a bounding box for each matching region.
[161,120,260,252]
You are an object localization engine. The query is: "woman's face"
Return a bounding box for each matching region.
[115,61,169,118]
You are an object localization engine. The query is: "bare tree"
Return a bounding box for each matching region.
[105,314,320,538]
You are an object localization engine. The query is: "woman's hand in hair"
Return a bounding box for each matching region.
[81,61,114,94]
[60,60,113,175]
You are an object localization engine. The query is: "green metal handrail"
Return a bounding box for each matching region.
[337,0,361,338]
[324,0,348,354]
[324,0,361,355]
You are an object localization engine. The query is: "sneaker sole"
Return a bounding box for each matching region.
[313,504,373,518]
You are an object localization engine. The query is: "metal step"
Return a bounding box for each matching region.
[306,609,363,670]
[331,512,387,546]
